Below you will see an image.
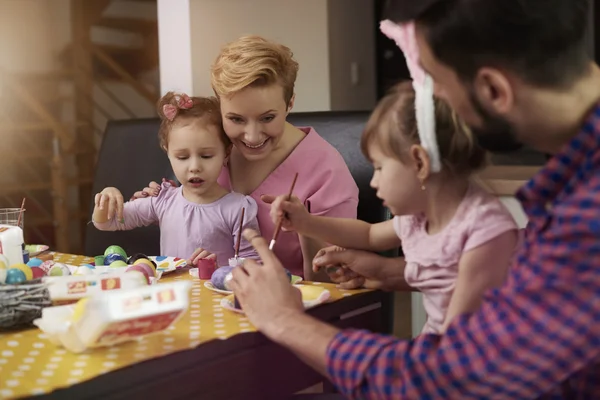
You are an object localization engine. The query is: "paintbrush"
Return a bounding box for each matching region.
[269,173,298,251]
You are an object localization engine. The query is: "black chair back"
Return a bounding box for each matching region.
[85,112,391,254]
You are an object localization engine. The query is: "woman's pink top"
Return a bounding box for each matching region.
[393,183,517,334]
[218,127,359,277]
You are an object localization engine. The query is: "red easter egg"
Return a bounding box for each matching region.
[125,265,151,284]
[31,266,46,279]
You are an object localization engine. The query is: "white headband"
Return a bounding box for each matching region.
[380,19,442,173]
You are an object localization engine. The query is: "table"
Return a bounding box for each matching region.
[0,254,385,399]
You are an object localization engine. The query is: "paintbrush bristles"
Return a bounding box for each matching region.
[269,173,299,250]
[235,207,245,258]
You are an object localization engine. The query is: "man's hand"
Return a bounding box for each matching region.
[130,178,178,201]
[228,229,305,338]
[313,246,408,291]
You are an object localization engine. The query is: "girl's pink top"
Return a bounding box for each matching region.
[393,183,518,334]
[218,127,359,277]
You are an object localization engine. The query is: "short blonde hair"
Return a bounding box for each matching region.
[361,81,488,177]
[211,35,299,105]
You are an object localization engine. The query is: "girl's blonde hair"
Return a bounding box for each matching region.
[361,81,487,176]
[211,35,299,106]
[157,92,230,151]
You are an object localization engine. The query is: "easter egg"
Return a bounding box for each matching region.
[49,263,71,276]
[31,266,46,279]
[104,245,127,259]
[104,253,125,265]
[39,260,55,274]
[0,254,9,270]
[73,265,93,275]
[94,255,105,266]
[11,263,33,281]
[127,253,149,265]
[133,258,157,276]
[211,266,234,290]
[109,260,127,268]
[5,268,26,284]
[27,258,43,268]
[125,265,152,284]
[71,298,89,323]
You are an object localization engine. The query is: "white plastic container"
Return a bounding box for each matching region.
[34,281,191,353]
[43,272,148,305]
[0,224,24,266]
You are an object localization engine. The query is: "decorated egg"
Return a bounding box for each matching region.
[39,260,55,275]
[11,263,33,281]
[73,265,94,275]
[5,268,26,284]
[223,271,234,291]
[125,265,152,284]
[104,245,127,259]
[127,253,149,264]
[94,255,105,266]
[27,258,43,268]
[109,260,127,268]
[49,263,71,276]
[31,266,46,279]
[133,258,157,276]
[104,253,125,265]
[211,266,234,290]
[0,254,9,270]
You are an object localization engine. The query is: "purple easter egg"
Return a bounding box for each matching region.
[211,266,234,290]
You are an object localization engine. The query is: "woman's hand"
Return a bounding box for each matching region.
[130,178,178,201]
[262,194,312,233]
[188,248,217,266]
[94,187,125,222]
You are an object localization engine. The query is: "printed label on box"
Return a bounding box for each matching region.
[95,311,183,345]
[67,281,87,294]
[157,289,176,304]
[101,277,121,291]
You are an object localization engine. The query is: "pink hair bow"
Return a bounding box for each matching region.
[162,93,194,122]
[380,20,441,173]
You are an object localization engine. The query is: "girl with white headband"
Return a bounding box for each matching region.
[266,21,519,334]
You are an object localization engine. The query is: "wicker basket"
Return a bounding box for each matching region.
[0,279,52,331]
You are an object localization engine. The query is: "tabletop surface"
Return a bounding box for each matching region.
[0,253,370,400]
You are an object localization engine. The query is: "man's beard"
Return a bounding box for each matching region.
[468,89,524,153]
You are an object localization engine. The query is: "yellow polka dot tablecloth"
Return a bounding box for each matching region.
[0,253,365,399]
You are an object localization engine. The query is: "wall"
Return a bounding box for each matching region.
[157,0,376,112]
[327,0,377,111]
[188,0,331,112]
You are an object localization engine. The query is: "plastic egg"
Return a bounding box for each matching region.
[31,266,46,279]
[39,260,55,275]
[11,263,33,281]
[5,268,26,284]
[127,253,149,264]
[104,245,127,259]
[49,263,71,276]
[27,258,43,268]
[94,255,105,266]
[0,254,9,270]
[104,253,126,265]
[125,265,152,284]
[133,258,157,276]
[74,265,93,275]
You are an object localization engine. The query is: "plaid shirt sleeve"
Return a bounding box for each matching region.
[326,195,600,398]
